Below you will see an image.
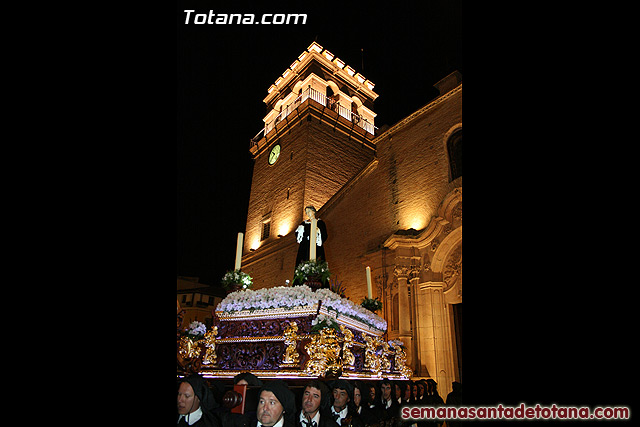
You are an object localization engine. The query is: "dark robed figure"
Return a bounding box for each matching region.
[177,374,221,426]
[294,205,328,268]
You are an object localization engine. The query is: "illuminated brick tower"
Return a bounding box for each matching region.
[240,41,463,393]
[242,42,379,288]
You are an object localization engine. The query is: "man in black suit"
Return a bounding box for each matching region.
[329,380,363,427]
[378,379,400,427]
[296,380,340,427]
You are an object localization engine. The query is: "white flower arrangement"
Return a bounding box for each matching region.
[185,320,207,339]
[293,259,330,285]
[310,313,340,332]
[217,285,388,332]
[221,269,253,291]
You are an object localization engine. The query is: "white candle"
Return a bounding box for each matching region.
[366,266,372,299]
[309,218,317,260]
[234,232,244,270]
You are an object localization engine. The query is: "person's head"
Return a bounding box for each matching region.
[257,380,295,426]
[331,380,353,412]
[411,383,418,400]
[394,383,402,399]
[417,381,425,397]
[234,372,263,387]
[177,374,215,416]
[352,381,363,408]
[257,390,285,426]
[380,380,392,401]
[177,381,200,415]
[302,380,328,417]
[305,206,317,220]
[368,385,377,403]
[404,382,412,400]
[426,379,438,395]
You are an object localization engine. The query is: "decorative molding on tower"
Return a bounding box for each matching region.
[264,41,378,105]
[250,41,381,155]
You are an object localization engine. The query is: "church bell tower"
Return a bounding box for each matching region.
[242,41,379,288]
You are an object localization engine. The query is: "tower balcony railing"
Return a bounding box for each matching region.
[250,87,377,147]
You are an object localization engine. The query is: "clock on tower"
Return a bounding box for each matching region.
[241,41,379,289]
[268,144,281,165]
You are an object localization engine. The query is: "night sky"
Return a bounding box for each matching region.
[177,1,462,287]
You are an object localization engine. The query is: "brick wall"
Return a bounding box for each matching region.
[244,122,309,255]
[305,118,375,210]
[321,87,462,304]
[242,106,376,289]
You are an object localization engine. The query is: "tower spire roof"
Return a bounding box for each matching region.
[263,41,378,105]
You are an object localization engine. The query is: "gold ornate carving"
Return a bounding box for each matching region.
[304,327,342,378]
[202,326,218,365]
[389,341,412,378]
[379,339,392,372]
[178,336,202,360]
[340,325,355,370]
[362,333,397,377]
[362,333,382,376]
[177,326,219,372]
[281,321,300,367]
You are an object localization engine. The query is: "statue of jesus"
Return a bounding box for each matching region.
[294,205,328,271]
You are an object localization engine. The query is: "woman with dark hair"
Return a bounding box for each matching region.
[402,381,413,405]
[410,381,419,404]
[393,382,404,406]
[358,382,382,427]
[415,381,427,403]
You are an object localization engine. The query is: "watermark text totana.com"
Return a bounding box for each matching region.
[183,11,307,25]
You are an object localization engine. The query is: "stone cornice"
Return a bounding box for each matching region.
[383,187,461,250]
[373,84,462,145]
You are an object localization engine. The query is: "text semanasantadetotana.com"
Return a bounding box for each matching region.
[401,404,630,421]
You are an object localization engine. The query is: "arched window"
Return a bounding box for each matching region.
[326,86,334,97]
[447,129,462,181]
[351,98,360,124]
[325,86,338,111]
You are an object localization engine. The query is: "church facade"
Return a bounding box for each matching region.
[240,42,462,396]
